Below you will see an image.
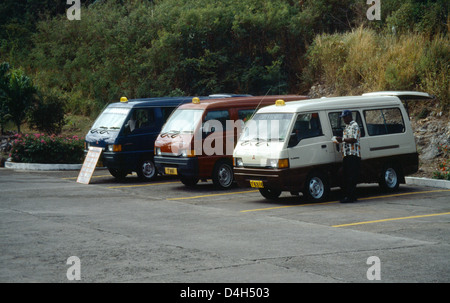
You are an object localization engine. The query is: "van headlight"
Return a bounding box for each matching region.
[107,144,122,152]
[234,157,243,167]
[180,149,195,158]
[267,158,289,169]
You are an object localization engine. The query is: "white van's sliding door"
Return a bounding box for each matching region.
[327,111,367,161]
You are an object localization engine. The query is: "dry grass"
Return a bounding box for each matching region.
[306,27,449,111]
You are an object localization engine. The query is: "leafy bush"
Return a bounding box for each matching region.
[2,0,448,115]
[31,0,364,108]
[416,35,450,111]
[9,133,84,164]
[433,144,450,180]
[27,89,66,135]
[0,65,38,132]
[384,0,448,36]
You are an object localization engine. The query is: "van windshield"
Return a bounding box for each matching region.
[161,109,204,134]
[91,107,130,130]
[240,113,294,142]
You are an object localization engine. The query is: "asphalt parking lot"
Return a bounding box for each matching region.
[1,167,449,284]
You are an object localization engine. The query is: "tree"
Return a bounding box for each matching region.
[2,68,38,133]
[0,62,11,134]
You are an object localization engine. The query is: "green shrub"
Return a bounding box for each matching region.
[417,35,450,111]
[3,0,447,112]
[27,90,66,135]
[9,133,84,164]
[433,144,450,180]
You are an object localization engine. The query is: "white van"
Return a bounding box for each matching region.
[233,91,433,201]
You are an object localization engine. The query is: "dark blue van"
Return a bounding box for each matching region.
[85,95,248,180]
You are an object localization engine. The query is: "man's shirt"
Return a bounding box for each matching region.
[343,120,361,157]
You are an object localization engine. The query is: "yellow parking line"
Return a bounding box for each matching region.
[241,201,337,213]
[332,212,450,228]
[357,189,450,201]
[167,190,259,201]
[108,181,180,189]
[63,175,112,180]
[240,189,450,213]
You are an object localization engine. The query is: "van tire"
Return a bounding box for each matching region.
[303,172,329,202]
[108,168,128,180]
[379,166,400,192]
[137,158,157,181]
[259,188,282,200]
[212,160,234,189]
[180,176,199,187]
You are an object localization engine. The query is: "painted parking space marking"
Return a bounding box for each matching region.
[240,189,450,213]
[107,181,180,189]
[332,212,450,228]
[63,174,112,180]
[166,190,259,201]
[240,200,337,213]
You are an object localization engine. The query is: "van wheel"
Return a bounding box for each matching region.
[303,172,329,202]
[137,159,157,181]
[379,166,400,192]
[108,168,128,180]
[180,176,199,187]
[212,160,234,189]
[259,188,282,200]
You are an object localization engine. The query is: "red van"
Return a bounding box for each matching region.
[154,95,307,189]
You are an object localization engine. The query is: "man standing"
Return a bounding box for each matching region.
[335,110,361,203]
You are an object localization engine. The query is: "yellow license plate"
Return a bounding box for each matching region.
[250,180,264,188]
[165,167,178,175]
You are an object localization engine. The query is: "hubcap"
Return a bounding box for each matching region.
[142,161,155,178]
[309,177,324,199]
[384,168,397,188]
[218,164,233,187]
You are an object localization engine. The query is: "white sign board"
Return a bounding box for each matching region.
[77,147,102,184]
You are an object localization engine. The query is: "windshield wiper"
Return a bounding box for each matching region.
[160,130,181,138]
[255,138,269,146]
[169,130,180,138]
[90,126,112,134]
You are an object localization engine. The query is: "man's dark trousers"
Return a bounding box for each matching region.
[343,155,361,201]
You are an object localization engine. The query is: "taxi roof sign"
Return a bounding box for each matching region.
[120,96,128,102]
[275,99,285,106]
[192,97,200,104]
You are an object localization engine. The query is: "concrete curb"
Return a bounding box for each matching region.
[3,161,449,189]
[405,177,450,189]
[4,161,82,171]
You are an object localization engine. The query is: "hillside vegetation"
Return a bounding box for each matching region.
[0,0,448,118]
[305,28,449,108]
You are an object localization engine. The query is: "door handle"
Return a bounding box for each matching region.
[321,145,327,149]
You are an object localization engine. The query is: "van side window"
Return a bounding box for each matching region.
[328,111,365,137]
[238,109,255,123]
[289,113,323,146]
[364,108,404,136]
[127,108,156,134]
[204,110,230,130]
